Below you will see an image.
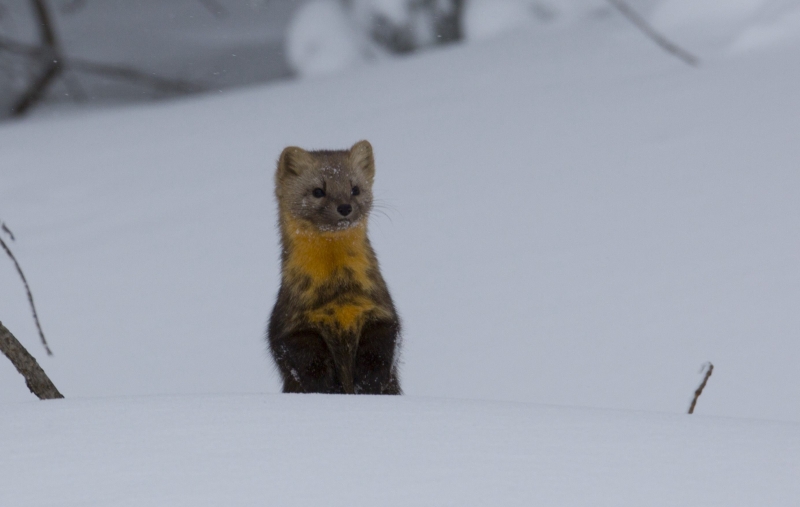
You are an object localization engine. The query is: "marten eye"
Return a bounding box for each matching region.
[351,186,360,196]
[312,188,325,198]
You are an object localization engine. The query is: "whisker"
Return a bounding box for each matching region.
[371,208,393,224]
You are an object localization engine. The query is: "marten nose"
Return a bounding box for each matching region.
[337,204,352,217]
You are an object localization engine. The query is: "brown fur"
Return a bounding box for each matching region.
[267,141,401,394]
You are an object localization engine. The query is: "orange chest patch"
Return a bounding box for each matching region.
[282,216,377,331]
[284,220,372,286]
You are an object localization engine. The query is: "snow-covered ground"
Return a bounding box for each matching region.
[1,1,799,503]
[3,395,799,506]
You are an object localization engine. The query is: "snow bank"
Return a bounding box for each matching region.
[286,0,366,77]
[651,0,800,53]
[1,395,798,506]
[462,0,532,41]
[731,1,800,52]
[651,0,766,29]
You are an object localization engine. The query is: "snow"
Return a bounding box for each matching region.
[286,0,367,77]
[651,0,800,54]
[730,1,800,52]
[2,395,799,506]
[652,0,766,28]
[463,0,533,41]
[353,0,412,25]
[2,2,800,503]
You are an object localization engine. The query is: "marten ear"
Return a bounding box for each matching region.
[277,146,313,181]
[349,140,375,182]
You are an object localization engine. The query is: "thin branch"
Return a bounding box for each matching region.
[688,362,713,414]
[31,0,58,47]
[0,234,52,355]
[1,221,15,241]
[607,0,699,67]
[10,58,62,117]
[0,34,46,57]
[0,321,63,399]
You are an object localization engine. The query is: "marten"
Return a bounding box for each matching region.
[267,140,401,394]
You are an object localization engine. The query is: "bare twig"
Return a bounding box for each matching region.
[1,221,15,241]
[688,362,713,414]
[0,321,63,399]
[607,0,699,67]
[0,234,52,355]
[0,34,46,57]
[11,57,62,117]
[31,0,57,47]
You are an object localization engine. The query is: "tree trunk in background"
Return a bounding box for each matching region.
[10,0,64,117]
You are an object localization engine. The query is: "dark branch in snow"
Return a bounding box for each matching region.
[688,362,713,414]
[0,321,63,399]
[0,232,53,356]
[606,0,699,67]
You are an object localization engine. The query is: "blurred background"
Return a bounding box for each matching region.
[0,0,660,119]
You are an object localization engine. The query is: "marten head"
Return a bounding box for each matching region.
[276,140,375,232]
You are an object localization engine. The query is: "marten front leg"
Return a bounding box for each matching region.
[273,330,344,394]
[354,320,401,395]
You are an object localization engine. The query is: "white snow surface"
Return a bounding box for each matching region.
[286,0,367,77]
[730,1,800,52]
[1,7,800,503]
[2,395,799,506]
[652,0,800,53]
[463,0,533,41]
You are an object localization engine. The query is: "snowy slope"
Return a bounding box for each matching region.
[2,395,799,506]
[1,4,799,426]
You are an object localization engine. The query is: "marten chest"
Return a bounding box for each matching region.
[282,225,379,333]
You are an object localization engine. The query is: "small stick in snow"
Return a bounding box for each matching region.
[688,362,713,414]
[0,321,63,399]
[0,231,53,355]
[606,0,700,67]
